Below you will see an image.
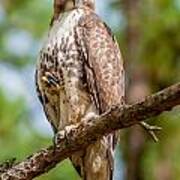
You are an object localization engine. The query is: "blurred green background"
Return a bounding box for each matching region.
[0,0,180,179]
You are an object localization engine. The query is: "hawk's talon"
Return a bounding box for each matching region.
[64,124,78,136]
[82,112,99,122]
[140,121,162,142]
[53,125,78,147]
[42,72,60,89]
[54,130,65,147]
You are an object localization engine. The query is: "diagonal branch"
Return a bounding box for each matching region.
[1,83,180,180]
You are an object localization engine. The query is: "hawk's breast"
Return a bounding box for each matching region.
[36,8,92,130]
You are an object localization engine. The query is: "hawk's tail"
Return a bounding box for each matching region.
[71,134,115,180]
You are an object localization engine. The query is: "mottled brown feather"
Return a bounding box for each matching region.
[77,12,125,112]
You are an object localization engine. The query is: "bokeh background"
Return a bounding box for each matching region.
[0,0,180,179]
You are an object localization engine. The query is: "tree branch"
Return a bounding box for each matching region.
[1,83,180,180]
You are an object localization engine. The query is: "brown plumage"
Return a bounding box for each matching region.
[36,0,125,179]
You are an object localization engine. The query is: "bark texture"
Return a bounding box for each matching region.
[1,83,180,180]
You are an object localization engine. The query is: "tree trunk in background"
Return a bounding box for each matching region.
[122,0,149,179]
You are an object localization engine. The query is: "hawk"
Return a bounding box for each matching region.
[36,0,124,179]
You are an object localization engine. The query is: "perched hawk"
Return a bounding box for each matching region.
[36,0,125,179]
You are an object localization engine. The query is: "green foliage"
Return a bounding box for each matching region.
[0,0,52,68]
[139,0,180,88]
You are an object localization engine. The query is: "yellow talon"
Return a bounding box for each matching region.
[42,76,49,83]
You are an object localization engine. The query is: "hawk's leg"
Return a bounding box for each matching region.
[140,121,162,142]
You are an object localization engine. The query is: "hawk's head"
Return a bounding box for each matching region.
[51,0,74,24]
[54,0,74,12]
[54,0,95,13]
[51,0,95,25]
[62,0,95,11]
[75,0,95,10]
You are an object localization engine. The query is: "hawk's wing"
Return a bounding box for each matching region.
[77,12,125,113]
